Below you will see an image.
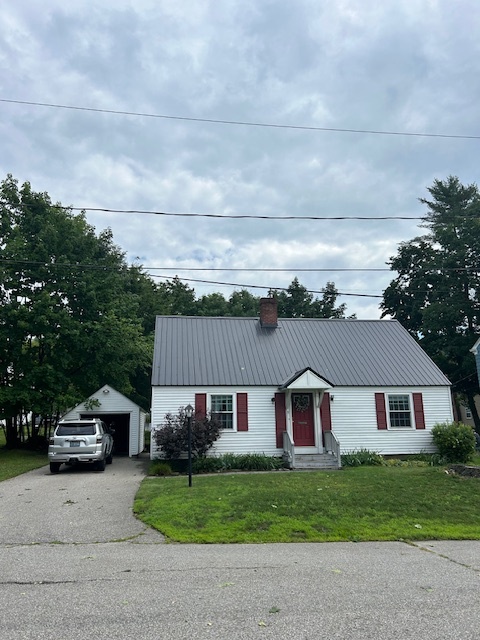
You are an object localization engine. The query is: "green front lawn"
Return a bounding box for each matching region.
[0,429,48,481]
[0,447,48,481]
[134,465,480,543]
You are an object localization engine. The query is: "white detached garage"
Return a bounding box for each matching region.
[62,385,147,457]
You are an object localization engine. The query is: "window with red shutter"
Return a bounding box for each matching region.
[275,393,286,448]
[237,393,248,431]
[375,393,388,430]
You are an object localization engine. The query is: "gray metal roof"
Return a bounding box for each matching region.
[151,316,451,388]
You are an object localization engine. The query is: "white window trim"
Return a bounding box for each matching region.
[208,392,237,431]
[465,407,473,420]
[386,393,414,429]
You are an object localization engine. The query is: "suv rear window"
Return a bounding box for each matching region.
[56,424,96,436]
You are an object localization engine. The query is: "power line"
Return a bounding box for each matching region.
[1,98,479,140]
[0,258,389,271]
[149,273,383,298]
[3,258,477,299]
[148,267,391,272]
[70,207,426,220]
[1,258,478,274]
[8,201,480,221]
[0,201,441,221]
[0,258,385,298]
[9,202,480,221]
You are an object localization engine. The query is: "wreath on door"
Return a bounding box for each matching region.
[293,394,310,412]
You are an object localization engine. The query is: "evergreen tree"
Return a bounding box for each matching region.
[382,176,480,430]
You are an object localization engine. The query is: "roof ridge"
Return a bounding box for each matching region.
[154,315,397,322]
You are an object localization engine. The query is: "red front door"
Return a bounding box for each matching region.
[292,393,315,446]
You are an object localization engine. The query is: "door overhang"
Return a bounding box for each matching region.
[279,367,333,391]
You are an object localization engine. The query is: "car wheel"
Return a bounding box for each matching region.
[50,462,61,474]
[106,452,113,464]
[95,457,106,472]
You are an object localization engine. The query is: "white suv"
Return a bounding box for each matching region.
[48,419,114,474]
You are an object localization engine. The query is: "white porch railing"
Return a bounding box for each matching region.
[282,431,295,468]
[323,430,341,468]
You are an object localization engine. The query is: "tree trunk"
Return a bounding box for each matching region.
[5,417,19,449]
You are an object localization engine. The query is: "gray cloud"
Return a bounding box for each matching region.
[1,0,479,317]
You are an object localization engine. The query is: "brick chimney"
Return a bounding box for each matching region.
[259,297,278,328]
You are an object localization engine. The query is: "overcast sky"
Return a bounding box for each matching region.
[1,1,479,318]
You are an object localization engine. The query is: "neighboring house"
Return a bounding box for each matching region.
[456,337,480,429]
[62,384,147,457]
[471,337,480,385]
[150,298,453,468]
[455,396,480,428]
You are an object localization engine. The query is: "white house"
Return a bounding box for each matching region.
[150,298,453,468]
[62,384,147,457]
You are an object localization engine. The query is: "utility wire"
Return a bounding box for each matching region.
[3,258,476,298]
[7,201,480,221]
[0,260,384,298]
[149,273,383,298]
[9,200,480,222]
[0,258,389,271]
[65,207,425,220]
[6,201,425,220]
[1,98,479,140]
[1,258,478,274]
[3,202,469,221]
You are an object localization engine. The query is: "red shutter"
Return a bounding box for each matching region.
[237,393,248,431]
[320,392,332,431]
[375,393,388,430]
[195,393,207,420]
[413,393,425,429]
[275,392,286,448]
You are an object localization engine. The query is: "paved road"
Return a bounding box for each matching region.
[0,459,479,639]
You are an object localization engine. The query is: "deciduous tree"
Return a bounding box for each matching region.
[0,175,151,446]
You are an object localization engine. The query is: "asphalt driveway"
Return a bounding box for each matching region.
[0,455,164,544]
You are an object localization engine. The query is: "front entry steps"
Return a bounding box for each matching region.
[293,453,340,470]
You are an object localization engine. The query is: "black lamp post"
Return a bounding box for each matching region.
[185,404,193,487]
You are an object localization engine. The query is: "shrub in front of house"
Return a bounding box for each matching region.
[154,408,222,460]
[431,421,476,463]
[192,457,224,474]
[149,460,175,476]
[341,449,385,467]
[192,453,284,473]
[382,458,429,468]
[222,453,283,471]
[408,452,446,466]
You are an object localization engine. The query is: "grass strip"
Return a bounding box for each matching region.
[0,447,48,481]
[134,466,480,543]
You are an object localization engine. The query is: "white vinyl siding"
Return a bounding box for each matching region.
[151,384,453,458]
[331,386,453,454]
[151,386,279,459]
